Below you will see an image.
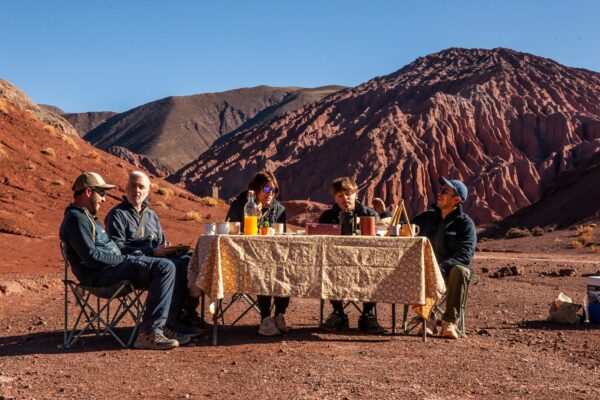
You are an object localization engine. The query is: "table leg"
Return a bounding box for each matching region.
[212,299,221,346]
[391,304,396,334]
[422,318,427,342]
[402,305,409,334]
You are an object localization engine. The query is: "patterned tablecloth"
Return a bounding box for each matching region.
[188,235,446,318]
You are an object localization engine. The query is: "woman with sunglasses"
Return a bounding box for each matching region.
[225,170,290,336]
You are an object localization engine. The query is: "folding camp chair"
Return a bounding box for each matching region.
[400,278,471,338]
[208,293,261,345]
[61,243,146,348]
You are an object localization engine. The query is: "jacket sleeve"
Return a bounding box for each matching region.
[64,214,125,269]
[226,201,243,223]
[106,210,152,256]
[152,210,166,249]
[442,217,477,269]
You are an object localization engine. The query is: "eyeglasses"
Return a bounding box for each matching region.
[439,187,456,196]
[261,186,279,195]
[92,187,106,197]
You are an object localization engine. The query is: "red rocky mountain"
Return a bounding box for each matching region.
[171,48,600,225]
[84,85,343,174]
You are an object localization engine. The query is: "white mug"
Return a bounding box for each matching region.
[216,222,230,235]
[204,223,215,235]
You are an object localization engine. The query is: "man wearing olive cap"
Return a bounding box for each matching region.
[412,177,477,339]
[59,172,193,350]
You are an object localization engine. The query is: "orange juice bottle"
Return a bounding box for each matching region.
[243,190,260,235]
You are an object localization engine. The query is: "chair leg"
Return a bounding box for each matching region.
[391,304,396,334]
[402,305,409,333]
[319,299,325,325]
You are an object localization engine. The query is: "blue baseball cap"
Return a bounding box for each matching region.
[439,177,468,203]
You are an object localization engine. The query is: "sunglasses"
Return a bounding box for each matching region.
[92,187,106,197]
[261,186,279,195]
[439,187,456,196]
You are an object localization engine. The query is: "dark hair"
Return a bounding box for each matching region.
[248,170,279,193]
[331,177,358,195]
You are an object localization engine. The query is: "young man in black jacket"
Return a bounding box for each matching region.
[105,171,203,333]
[318,177,384,334]
[412,177,477,339]
[59,172,191,350]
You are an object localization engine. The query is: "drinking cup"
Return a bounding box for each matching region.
[216,222,230,235]
[272,223,285,234]
[359,216,376,236]
[228,222,241,235]
[388,225,401,236]
[204,223,215,235]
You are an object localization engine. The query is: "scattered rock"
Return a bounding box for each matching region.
[490,265,523,278]
[481,267,489,273]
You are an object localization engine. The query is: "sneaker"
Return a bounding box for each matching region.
[440,321,459,340]
[358,313,385,334]
[417,318,436,336]
[258,317,281,336]
[133,332,179,350]
[163,326,193,345]
[273,313,289,333]
[320,312,349,332]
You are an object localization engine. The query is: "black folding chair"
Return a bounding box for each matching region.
[62,243,146,348]
[208,293,261,345]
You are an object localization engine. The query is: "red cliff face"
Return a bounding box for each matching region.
[171,48,600,224]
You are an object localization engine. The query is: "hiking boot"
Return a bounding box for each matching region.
[358,313,385,334]
[134,332,179,350]
[163,326,193,345]
[440,321,459,340]
[173,323,205,338]
[258,317,281,336]
[320,312,349,332]
[180,308,204,328]
[273,313,289,333]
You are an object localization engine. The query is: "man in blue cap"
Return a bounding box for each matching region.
[412,177,477,339]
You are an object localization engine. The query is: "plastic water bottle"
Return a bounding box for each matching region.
[244,190,260,235]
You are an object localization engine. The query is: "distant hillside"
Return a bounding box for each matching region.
[84,85,344,173]
[39,104,118,137]
[171,48,600,225]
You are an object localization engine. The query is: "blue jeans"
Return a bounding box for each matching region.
[93,256,178,334]
[167,253,193,319]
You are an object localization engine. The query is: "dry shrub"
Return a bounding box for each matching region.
[154,201,168,209]
[578,235,594,246]
[41,147,56,157]
[182,211,202,221]
[84,151,100,160]
[51,179,64,186]
[505,227,531,239]
[25,163,36,170]
[60,134,79,149]
[589,245,599,253]
[150,183,159,191]
[531,226,544,236]
[568,240,583,249]
[577,225,595,236]
[0,99,8,115]
[199,196,219,207]
[156,187,174,197]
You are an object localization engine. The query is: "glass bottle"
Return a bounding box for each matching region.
[243,190,260,235]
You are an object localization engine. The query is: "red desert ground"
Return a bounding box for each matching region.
[1,48,599,399]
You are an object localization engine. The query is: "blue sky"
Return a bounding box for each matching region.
[1,1,598,112]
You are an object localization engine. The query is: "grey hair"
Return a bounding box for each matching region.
[128,170,150,185]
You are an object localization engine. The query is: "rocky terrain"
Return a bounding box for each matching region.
[39,105,117,137]
[172,48,600,226]
[84,85,343,174]
[0,80,228,272]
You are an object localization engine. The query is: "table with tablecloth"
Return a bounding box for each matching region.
[188,235,445,332]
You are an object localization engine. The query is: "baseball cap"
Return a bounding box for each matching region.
[72,172,116,192]
[439,177,468,203]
